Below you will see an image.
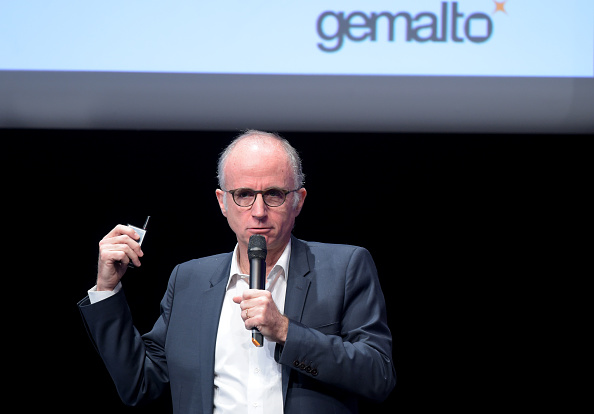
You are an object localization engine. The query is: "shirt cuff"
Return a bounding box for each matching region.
[88,282,122,304]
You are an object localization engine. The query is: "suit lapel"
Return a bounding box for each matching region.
[280,237,312,404]
[198,255,232,414]
[284,237,312,322]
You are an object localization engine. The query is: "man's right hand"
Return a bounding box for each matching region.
[97,224,144,291]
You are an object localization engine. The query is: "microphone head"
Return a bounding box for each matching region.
[248,235,267,260]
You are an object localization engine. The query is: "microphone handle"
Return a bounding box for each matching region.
[249,257,265,347]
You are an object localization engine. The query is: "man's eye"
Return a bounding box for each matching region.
[236,190,254,199]
[266,189,284,198]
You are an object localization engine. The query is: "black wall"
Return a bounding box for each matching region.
[4,129,586,412]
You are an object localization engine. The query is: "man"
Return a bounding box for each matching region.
[78,130,396,413]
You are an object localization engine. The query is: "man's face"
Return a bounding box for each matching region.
[215,138,306,255]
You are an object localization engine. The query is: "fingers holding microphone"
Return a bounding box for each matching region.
[233,290,289,345]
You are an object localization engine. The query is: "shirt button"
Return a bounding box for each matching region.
[253,402,259,407]
[254,368,260,374]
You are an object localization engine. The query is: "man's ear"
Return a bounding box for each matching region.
[215,189,228,217]
[294,188,307,216]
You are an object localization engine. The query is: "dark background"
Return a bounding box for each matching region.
[3,129,588,412]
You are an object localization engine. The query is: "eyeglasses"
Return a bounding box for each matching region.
[223,187,300,207]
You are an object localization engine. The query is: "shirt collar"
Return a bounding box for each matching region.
[227,238,291,290]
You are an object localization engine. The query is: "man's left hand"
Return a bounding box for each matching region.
[234,290,289,345]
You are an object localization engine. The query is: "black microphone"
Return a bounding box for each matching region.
[248,234,267,347]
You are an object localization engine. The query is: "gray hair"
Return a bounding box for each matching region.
[217,130,305,208]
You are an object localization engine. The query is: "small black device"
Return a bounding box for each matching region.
[127,216,150,268]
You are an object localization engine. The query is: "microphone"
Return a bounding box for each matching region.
[248,234,267,347]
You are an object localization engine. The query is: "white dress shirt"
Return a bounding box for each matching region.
[213,240,290,414]
[87,240,291,414]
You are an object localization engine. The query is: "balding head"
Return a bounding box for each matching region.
[217,130,305,194]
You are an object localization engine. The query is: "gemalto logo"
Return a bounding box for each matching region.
[316,1,509,52]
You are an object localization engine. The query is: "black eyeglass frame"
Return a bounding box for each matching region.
[223,187,300,207]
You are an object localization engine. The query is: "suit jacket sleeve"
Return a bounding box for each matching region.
[276,244,396,403]
[77,266,179,406]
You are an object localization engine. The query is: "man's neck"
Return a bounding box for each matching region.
[238,240,288,276]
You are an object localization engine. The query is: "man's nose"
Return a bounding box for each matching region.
[251,193,267,218]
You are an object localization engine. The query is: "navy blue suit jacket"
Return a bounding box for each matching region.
[79,237,396,413]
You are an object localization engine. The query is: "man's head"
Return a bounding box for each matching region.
[215,130,307,255]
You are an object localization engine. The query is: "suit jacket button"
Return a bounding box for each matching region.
[305,366,312,373]
[311,369,318,376]
[299,363,306,370]
[293,360,300,367]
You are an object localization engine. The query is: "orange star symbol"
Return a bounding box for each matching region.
[493,0,508,14]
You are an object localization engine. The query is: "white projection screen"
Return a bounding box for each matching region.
[1,0,593,133]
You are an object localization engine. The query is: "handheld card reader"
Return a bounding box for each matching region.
[127,216,150,268]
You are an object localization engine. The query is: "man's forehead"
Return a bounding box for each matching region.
[225,169,291,189]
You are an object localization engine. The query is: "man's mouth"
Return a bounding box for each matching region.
[249,227,271,233]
